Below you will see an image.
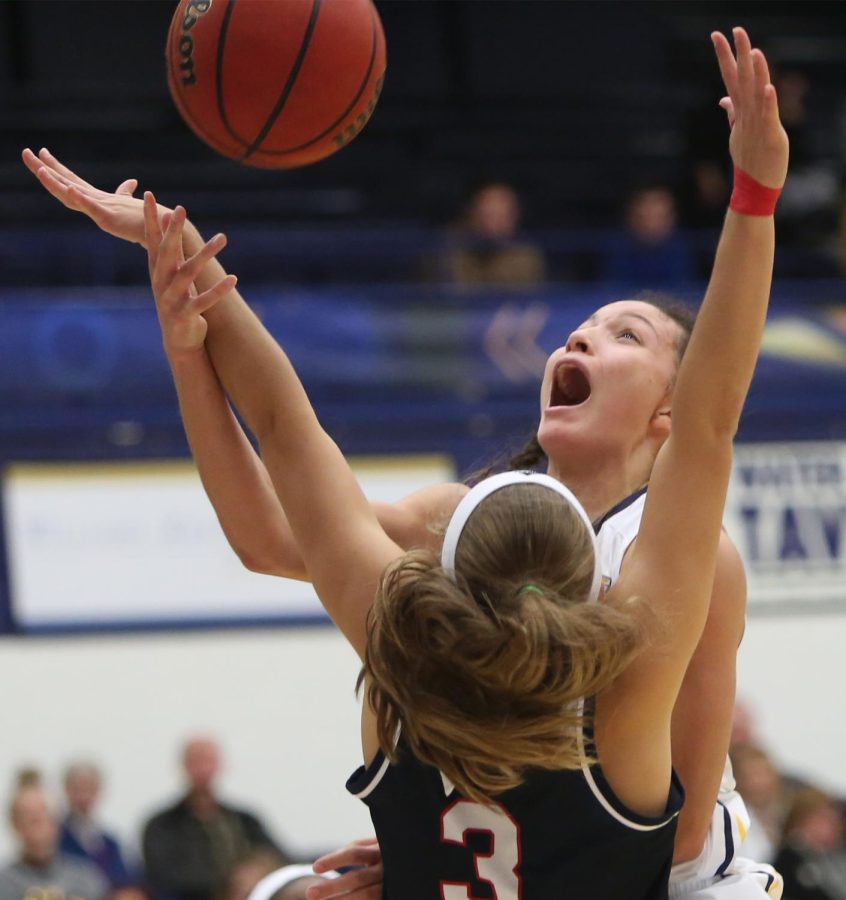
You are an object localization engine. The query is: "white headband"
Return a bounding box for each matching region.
[440,470,602,604]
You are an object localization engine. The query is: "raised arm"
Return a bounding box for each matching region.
[22,149,458,577]
[144,195,402,658]
[21,149,313,576]
[600,27,788,810]
[626,27,787,669]
[670,530,746,863]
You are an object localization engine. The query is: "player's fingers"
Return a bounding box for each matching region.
[116,178,138,196]
[355,887,381,900]
[143,192,164,251]
[158,204,187,273]
[751,49,770,101]
[168,232,227,297]
[64,183,119,222]
[37,147,92,189]
[718,97,736,129]
[183,271,237,317]
[21,148,45,176]
[733,27,755,95]
[313,841,381,873]
[306,864,384,899]
[184,232,227,277]
[32,166,81,209]
[32,161,78,193]
[763,82,780,118]
[711,32,739,101]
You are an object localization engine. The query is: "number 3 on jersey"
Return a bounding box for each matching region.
[440,799,522,899]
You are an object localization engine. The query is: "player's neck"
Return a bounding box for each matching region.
[546,453,650,523]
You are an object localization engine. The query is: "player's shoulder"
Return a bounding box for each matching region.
[374,481,467,554]
[396,480,468,515]
[392,481,468,531]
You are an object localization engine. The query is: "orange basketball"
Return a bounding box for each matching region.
[166,0,386,168]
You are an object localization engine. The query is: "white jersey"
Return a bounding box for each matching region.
[595,490,782,898]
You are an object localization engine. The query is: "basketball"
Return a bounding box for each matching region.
[166,0,386,169]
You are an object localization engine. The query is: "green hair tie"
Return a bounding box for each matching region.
[518,584,543,596]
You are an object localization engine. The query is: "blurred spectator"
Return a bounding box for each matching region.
[730,698,760,752]
[601,185,695,287]
[774,787,846,900]
[142,736,286,900]
[222,848,289,900]
[680,76,733,230]
[424,180,547,287]
[59,761,133,887]
[108,885,153,900]
[732,743,794,864]
[0,773,108,900]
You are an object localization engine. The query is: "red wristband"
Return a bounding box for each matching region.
[729,165,782,217]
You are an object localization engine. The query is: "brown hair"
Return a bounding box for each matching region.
[360,484,644,803]
[635,291,696,364]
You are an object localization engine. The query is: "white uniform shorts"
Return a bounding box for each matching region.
[669,790,782,899]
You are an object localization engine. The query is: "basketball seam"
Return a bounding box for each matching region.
[215,0,246,147]
[247,2,383,159]
[241,0,323,161]
[168,0,246,157]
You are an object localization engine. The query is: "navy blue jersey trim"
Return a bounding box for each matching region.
[585,762,684,830]
[592,486,648,534]
[15,613,332,636]
[715,801,735,877]
[346,748,388,798]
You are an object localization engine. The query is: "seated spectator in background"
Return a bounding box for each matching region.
[732,743,795,865]
[142,736,287,900]
[730,697,760,752]
[221,848,289,900]
[680,76,732,230]
[602,184,695,287]
[424,180,547,287]
[59,761,133,888]
[774,787,846,900]
[771,67,840,275]
[108,885,152,900]
[0,771,107,900]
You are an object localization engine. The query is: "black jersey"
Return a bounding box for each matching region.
[347,733,683,900]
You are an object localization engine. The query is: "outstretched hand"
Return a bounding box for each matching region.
[711,27,788,189]
[305,838,383,899]
[144,191,237,357]
[22,147,166,246]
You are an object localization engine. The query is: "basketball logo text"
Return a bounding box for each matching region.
[332,74,385,151]
[177,0,213,88]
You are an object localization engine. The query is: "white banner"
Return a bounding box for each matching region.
[725,441,846,608]
[3,455,455,630]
